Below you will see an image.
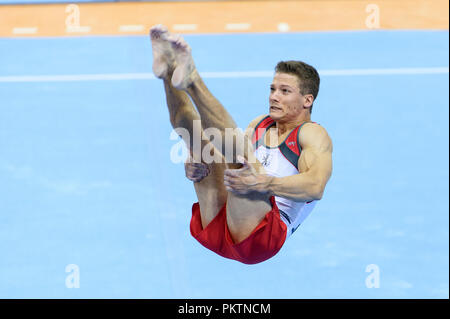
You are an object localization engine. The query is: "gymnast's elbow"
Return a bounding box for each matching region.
[309,170,332,201]
[313,189,324,201]
[291,184,323,202]
[308,181,327,201]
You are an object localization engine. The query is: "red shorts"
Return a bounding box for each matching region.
[190,196,287,264]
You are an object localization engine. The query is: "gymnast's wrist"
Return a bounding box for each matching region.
[257,174,275,195]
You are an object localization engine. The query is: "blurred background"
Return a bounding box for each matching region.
[0,0,448,298]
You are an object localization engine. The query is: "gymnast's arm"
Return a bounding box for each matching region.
[266,124,333,201]
[225,123,333,202]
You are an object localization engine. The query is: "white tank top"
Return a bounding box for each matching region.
[252,116,317,239]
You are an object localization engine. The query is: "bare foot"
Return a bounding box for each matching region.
[168,34,199,90]
[150,24,175,79]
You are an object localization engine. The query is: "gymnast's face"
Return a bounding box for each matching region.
[269,72,311,122]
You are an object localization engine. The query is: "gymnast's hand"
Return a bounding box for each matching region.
[224,156,273,195]
[185,160,210,183]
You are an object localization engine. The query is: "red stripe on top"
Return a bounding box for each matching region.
[253,117,315,164]
[252,116,274,144]
[284,126,301,156]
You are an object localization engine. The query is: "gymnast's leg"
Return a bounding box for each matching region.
[151,25,227,228]
[167,32,273,243]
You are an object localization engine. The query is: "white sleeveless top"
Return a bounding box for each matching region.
[252,116,317,239]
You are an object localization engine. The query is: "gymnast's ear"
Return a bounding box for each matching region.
[303,94,314,108]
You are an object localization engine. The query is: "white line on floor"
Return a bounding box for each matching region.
[119,25,145,32]
[12,27,38,35]
[173,24,198,31]
[0,67,448,82]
